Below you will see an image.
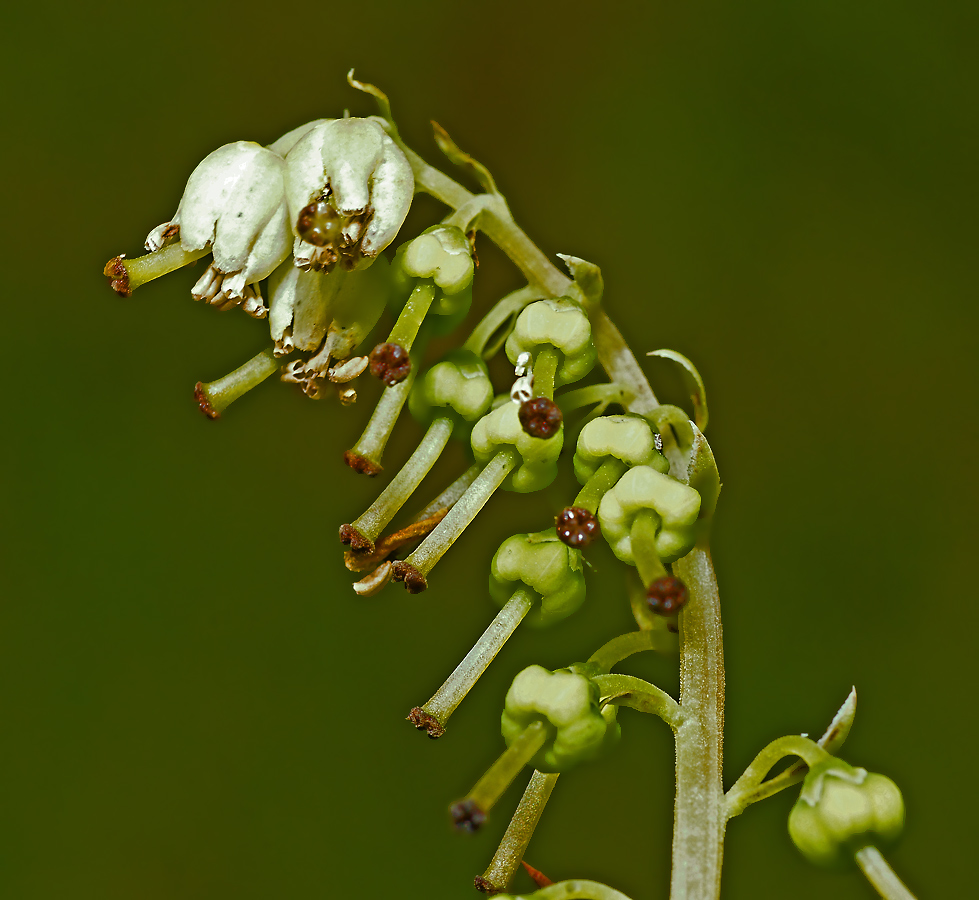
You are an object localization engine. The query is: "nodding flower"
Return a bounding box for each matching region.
[283,117,414,272]
[144,141,292,318]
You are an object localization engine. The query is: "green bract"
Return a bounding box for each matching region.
[573,415,669,483]
[501,665,611,772]
[471,402,563,492]
[408,349,494,430]
[789,760,905,869]
[489,530,586,627]
[505,298,597,387]
[599,465,701,564]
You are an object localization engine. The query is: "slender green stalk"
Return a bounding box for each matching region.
[350,417,454,543]
[558,382,632,417]
[416,588,534,732]
[106,243,210,294]
[587,630,660,673]
[388,282,436,350]
[574,458,628,514]
[401,450,518,577]
[195,347,281,419]
[464,285,546,359]
[477,769,560,894]
[594,674,683,729]
[630,510,669,588]
[468,721,548,814]
[854,846,918,900]
[532,347,559,401]
[414,463,482,520]
[443,194,493,232]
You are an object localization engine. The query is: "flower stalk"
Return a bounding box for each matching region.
[194,347,282,419]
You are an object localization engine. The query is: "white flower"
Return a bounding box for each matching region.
[145,141,291,318]
[267,261,345,356]
[283,118,413,271]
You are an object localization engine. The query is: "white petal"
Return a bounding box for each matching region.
[266,118,331,157]
[360,136,414,256]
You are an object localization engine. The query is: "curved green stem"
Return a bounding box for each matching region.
[350,417,454,543]
[630,510,669,588]
[416,588,534,733]
[532,347,559,401]
[558,382,632,417]
[724,735,833,820]
[573,458,628,514]
[854,846,918,900]
[464,285,546,359]
[443,194,493,232]
[594,674,682,730]
[467,721,548,815]
[587,630,659,674]
[388,282,436,350]
[195,347,282,418]
[477,769,559,894]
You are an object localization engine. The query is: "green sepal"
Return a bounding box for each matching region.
[573,414,668,484]
[599,465,702,565]
[647,349,709,431]
[470,402,563,493]
[789,759,905,869]
[408,349,493,431]
[504,298,597,387]
[501,665,611,773]
[489,529,586,627]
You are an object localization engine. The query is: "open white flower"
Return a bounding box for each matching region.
[283,117,413,271]
[145,141,291,318]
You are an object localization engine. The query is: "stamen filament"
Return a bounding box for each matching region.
[398,449,518,585]
[412,588,534,735]
[388,282,436,350]
[573,457,629,513]
[195,347,281,419]
[347,416,454,548]
[854,846,918,900]
[532,347,559,400]
[467,720,548,816]
[463,285,545,359]
[475,769,559,894]
[630,509,669,588]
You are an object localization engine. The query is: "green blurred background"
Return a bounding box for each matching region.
[3,1,975,897]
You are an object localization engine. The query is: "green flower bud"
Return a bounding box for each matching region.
[402,224,475,295]
[501,665,611,772]
[489,530,586,627]
[471,401,563,493]
[505,298,597,387]
[789,760,905,869]
[408,349,494,429]
[599,466,701,565]
[573,415,669,483]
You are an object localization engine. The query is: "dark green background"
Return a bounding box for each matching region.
[4,1,975,897]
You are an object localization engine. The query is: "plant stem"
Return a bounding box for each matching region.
[854,846,918,900]
[630,510,669,588]
[468,721,548,815]
[669,545,725,900]
[574,458,629,514]
[388,282,436,350]
[587,630,660,673]
[558,382,632,417]
[594,674,683,729]
[477,769,559,894]
[417,588,534,732]
[464,285,545,359]
[350,416,454,543]
[533,347,559,400]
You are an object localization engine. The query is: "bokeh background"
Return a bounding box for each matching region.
[3,1,976,897]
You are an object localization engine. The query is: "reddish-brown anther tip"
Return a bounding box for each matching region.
[392,561,428,594]
[449,798,487,833]
[343,450,382,476]
[555,507,600,549]
[473,875,500,894]
[103,256,131,297]
[521,861,554,888]
[646,575,689,616]
[518,397,562,439]
[407,707,445,739]
[339,524,374,554]
[368,342,411,387]
[194,383,220,420]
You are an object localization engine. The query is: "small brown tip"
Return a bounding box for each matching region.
[392,561,428,594]
[646,575,689,616]
[407,707,445,739]
[339,524,374,554]
[194,383,220,420]
[473,875,501,894]
[449,798,487,833]
[518,397,562,439]
[103,256,131,297]
[368,342,411,387]
[521,861,554,888]
[555,507,601,549]
[343,450,382,476]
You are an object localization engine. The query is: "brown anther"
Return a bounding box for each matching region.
[521,861,555,888]
[103,255,131,297]
[407,707,445,739]
[473,876,499,894]
[344,509,450,572]
[646,575,689,616]
[338,524,374,554]
[518,397,562,439]
[352,562,394,597]
[392,561,428,594]
[343,450,382,476]
[449,798,487,833]
[295,198,345,248]
[555,507,600,549]
[194,383,219,420]
[368,342,411,387]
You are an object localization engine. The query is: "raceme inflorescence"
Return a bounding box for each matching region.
[104,73,918,900]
